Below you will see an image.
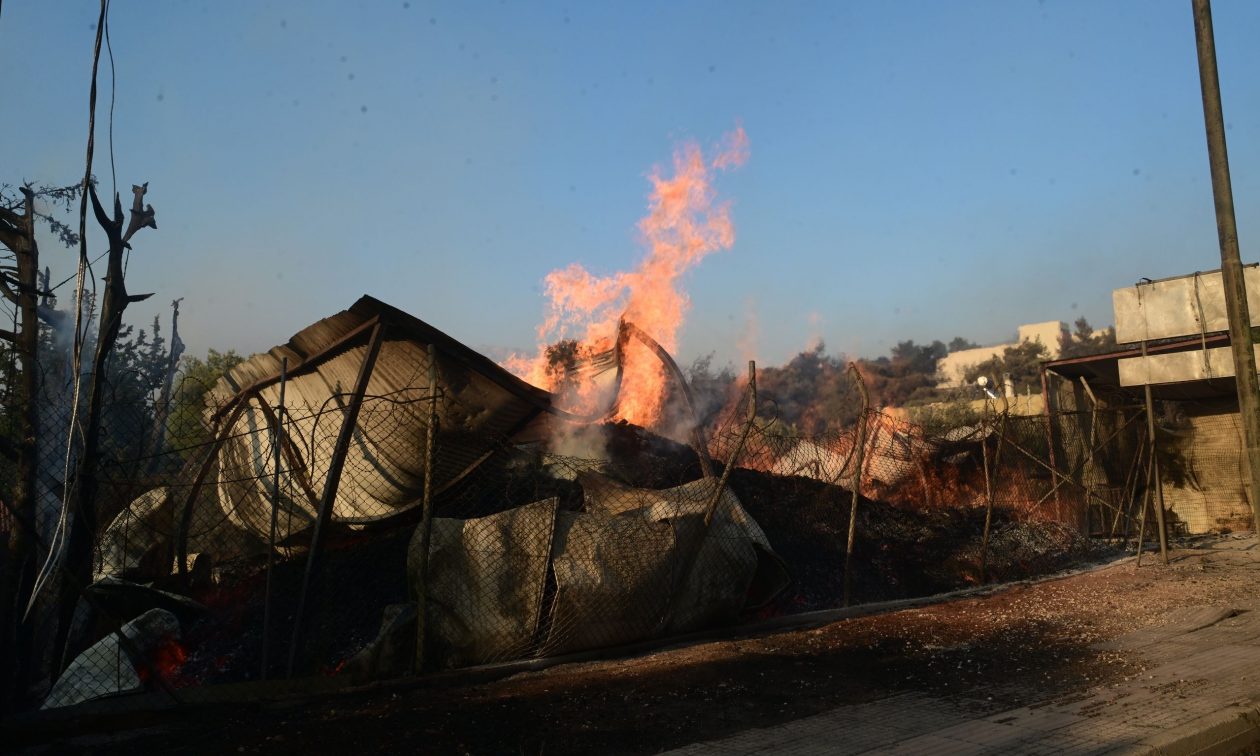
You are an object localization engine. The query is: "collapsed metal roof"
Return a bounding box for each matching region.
[205,295,556,540]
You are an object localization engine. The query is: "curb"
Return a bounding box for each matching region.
[1130,704,1260,756]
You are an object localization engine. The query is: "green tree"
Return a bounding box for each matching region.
[1058,317,1117,359]
[756,344,857,433]
[948,336,979,352]
[165,349,246,457]
[863,340,948,408]
[963,340,1049,394]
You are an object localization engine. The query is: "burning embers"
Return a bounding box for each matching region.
[505,127,749,433]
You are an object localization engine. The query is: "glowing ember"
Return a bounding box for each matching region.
[138,634,189,684]
[506,126,749,429]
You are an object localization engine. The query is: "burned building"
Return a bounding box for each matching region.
[1043,266,1260,535]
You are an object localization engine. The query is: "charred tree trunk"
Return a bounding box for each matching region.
[54,183,155,672]
[146,298,184,474]
[0,187,42,712]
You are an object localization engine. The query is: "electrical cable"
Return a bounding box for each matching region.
[28,0,109,617]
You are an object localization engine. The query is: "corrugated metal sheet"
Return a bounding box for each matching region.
[206,296,553,541]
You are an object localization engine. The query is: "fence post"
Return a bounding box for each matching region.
[260,357,287,680]
[843,362,870,608]
[1039,366,1065,518]
[413,344,439,674]
[287,321,386,677]
[622,321,715,479]
[1140,341,1169,564]
[1111,431,1146,541]
[693,361,757,529]
[1136,447,1155,567]
[979,390,1009,584]
[659,361,756,632]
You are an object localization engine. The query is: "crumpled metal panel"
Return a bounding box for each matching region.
[540,509,677,656]
[42,608,180,710]
[410,498,556,668]
[578,475,786,633]
[412,476,788,668]
[207,297,550,541]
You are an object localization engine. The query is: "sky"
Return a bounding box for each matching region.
[1,0,1259,370]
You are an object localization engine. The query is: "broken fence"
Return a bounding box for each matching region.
[1,357,1154,717]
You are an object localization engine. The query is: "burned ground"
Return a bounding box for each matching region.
[157,438,1104,689]
[14,537,1254,756]
[728,468,1104,612]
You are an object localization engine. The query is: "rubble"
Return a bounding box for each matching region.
[409,476,788,669]
[49,298,1107,701]
[42,608,182,710]
[94,487,174,583]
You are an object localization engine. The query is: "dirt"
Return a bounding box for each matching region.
[12,534,1260,755]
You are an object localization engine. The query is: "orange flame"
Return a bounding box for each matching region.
[506,126,749,429]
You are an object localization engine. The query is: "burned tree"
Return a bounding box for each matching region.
[54,183,156,671]
[0,180,91,709]
[0,187,42,711]
[146,298,185,472]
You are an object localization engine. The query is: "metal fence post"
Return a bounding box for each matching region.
[261,357,287,680]
[413,344,439,674]
[843,362,869,608]
[1140,341,1169,564]
[287,321,386,677]
[980,394,1009,584]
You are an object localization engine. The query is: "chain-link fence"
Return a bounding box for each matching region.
[2,320,1173,718]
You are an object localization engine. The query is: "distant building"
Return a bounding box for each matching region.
[935,321,1066,388]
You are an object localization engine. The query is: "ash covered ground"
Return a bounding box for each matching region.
[166,421,1107,688]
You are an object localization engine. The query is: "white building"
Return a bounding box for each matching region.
[935,321,1066,388]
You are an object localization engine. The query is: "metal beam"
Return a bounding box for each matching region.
[287,320,387,677]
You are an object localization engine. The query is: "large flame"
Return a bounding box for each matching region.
[506,126,749,429]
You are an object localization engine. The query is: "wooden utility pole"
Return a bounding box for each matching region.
[1192,0,1260,533]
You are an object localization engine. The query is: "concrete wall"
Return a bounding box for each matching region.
[936,321,1066,388]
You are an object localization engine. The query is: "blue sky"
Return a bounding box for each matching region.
[2,1,1258,369]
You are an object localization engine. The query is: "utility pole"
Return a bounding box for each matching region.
[1192,0,1260,532]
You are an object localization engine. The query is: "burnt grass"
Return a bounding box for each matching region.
[729,468,1103,613]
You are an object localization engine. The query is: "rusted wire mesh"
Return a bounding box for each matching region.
[3,350,1161,716]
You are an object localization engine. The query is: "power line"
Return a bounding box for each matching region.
[105,0,116,201]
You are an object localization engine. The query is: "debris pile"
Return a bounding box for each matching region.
[41,299,1105,711]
